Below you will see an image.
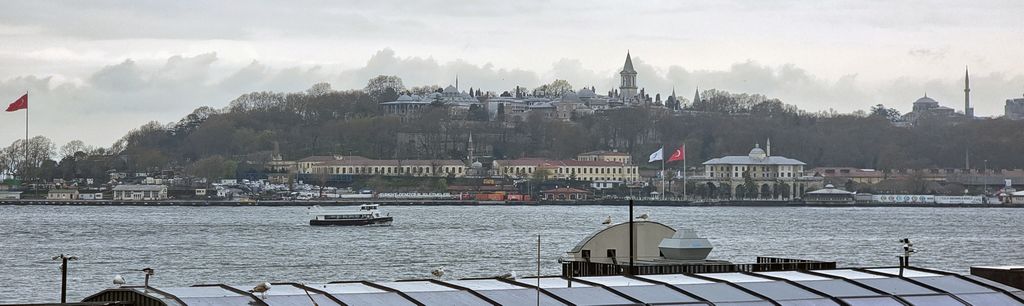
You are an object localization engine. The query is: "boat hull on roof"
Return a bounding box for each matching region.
[310,216,393,226]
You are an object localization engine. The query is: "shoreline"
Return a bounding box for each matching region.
[1,199,1021,208]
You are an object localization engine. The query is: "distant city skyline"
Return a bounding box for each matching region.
[1,0,1023,147]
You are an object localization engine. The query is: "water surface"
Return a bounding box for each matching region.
[1,205,1021,303]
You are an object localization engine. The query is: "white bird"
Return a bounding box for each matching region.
[252,282,272,299]
[602,216,612,225]
[637,213,649,220]
[113,275,126,287]
[431,266,446,278]
[252,282,272,294]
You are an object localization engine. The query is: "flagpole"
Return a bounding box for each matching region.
[24,91,28,183]
[682,144,686,201]
[661,145,665,200]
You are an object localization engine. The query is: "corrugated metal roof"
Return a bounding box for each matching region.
[81,267,1024,306]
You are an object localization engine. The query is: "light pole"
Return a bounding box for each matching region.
[983,159,989,196]
[52,254,78,303]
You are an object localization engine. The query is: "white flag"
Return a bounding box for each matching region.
[648,148,663,163]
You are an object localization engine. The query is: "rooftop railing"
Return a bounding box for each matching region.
[561,256,836,277]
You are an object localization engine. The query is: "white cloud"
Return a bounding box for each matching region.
[3,48,1021,151]
[0,1,1022,149]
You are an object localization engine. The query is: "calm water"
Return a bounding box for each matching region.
[1,205,1022,303]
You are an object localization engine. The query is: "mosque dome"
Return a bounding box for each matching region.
[443,85,458,94]
[748,144,767,160]
[914,96,939,105]
[561,92,582,103]
[578,88,595,98]
[471,161,483,169]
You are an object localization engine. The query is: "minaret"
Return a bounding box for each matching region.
[467,133,475,163]
[964,67,974,118]
[766,138,771,157]
[619,52,638,102]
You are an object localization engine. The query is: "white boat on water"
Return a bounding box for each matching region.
[308,204,393,226]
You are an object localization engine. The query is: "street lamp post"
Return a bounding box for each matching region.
[52,254,78,303]
[984,159,989,196]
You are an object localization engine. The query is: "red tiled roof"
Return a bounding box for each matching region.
[298,155,370,162]
[578,150,629,156]
[495,159,625,167]
[561,160,625,167]
[319,159,464,167]
[542,187,590,193]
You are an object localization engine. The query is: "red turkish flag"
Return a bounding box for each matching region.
[668,144,685,162]
[5,94,27,112]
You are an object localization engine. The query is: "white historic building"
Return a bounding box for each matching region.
[689,142,822,200]
[113,185,169,201]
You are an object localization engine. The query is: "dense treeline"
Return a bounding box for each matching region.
[4,77,1024,183]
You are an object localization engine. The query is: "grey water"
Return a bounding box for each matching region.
[1,205,1022,303]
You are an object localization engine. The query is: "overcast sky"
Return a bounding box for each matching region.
[1,0,1023,148]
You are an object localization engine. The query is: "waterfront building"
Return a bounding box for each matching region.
[689,143,822,199]
[1007,94,1024,120]
[576,150,632,165]
[492,158,640,189]
[112,185,168,200]
[812,167,885,185]
[540,187,590,201]
[0,190,23,199]
[803,184,857,204]
[298,155,467,178]
[46,189,79,200]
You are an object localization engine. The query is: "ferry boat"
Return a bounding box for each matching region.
[308,204,393,226]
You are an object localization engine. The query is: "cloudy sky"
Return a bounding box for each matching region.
[1,0,1023,148]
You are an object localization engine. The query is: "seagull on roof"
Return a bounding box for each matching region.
[432,266,446,278]
[602,216,612,225]
[113,275,126,287]
[637,213,649,220]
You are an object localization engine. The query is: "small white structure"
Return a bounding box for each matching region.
[112,185,168,200]
[0,191,22,200]
[566,220,723,264]
[79,193,104,200]
[47,189,79,200]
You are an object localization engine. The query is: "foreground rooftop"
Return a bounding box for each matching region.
[83,266,1024,306]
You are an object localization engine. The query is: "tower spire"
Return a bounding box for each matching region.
[619,51,638,102]
[965,66,973,118]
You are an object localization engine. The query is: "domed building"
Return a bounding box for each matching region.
[903,94,957,124]
[688,142,823,200]
[912,95,940,112]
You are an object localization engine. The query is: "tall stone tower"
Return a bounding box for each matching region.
[619,52,638,101]
[964,67,974,118]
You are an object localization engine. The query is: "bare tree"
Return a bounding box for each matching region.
[59,140,89,159]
